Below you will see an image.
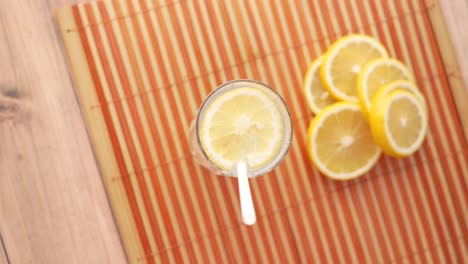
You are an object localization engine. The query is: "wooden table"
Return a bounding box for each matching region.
[0,1,467,263]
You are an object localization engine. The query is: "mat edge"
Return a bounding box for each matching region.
[427,0,468,143]
[55,5,144,263]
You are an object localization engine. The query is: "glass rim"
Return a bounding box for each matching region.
[195,79,293,176]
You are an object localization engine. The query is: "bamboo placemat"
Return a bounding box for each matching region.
[56,0,468,263]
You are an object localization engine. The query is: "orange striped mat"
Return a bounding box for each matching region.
[56,0,468,263]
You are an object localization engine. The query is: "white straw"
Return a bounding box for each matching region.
[237,161,256,225]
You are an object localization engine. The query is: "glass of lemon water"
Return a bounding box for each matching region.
[189,80,293,225]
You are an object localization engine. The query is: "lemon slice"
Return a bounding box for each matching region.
[307,102,382,180]
[358,58,415,118]
[200,87,284,171]
[371,80,427,112]
[320,34,388,102]
[304,56,335,114]
[369,90,429,157]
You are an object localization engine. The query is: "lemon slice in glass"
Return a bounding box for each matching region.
[200,87,285,172]
[307,102,382,180]
[320,34,388,102]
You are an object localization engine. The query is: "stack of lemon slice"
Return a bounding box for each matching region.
[303,34,429,180]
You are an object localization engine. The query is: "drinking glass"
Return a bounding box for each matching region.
[188,79,293,177]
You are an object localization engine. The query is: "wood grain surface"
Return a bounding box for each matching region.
[0,0,125,263]
[439,0,468,87]
[0,0,467,264]
[0,234,9,264]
